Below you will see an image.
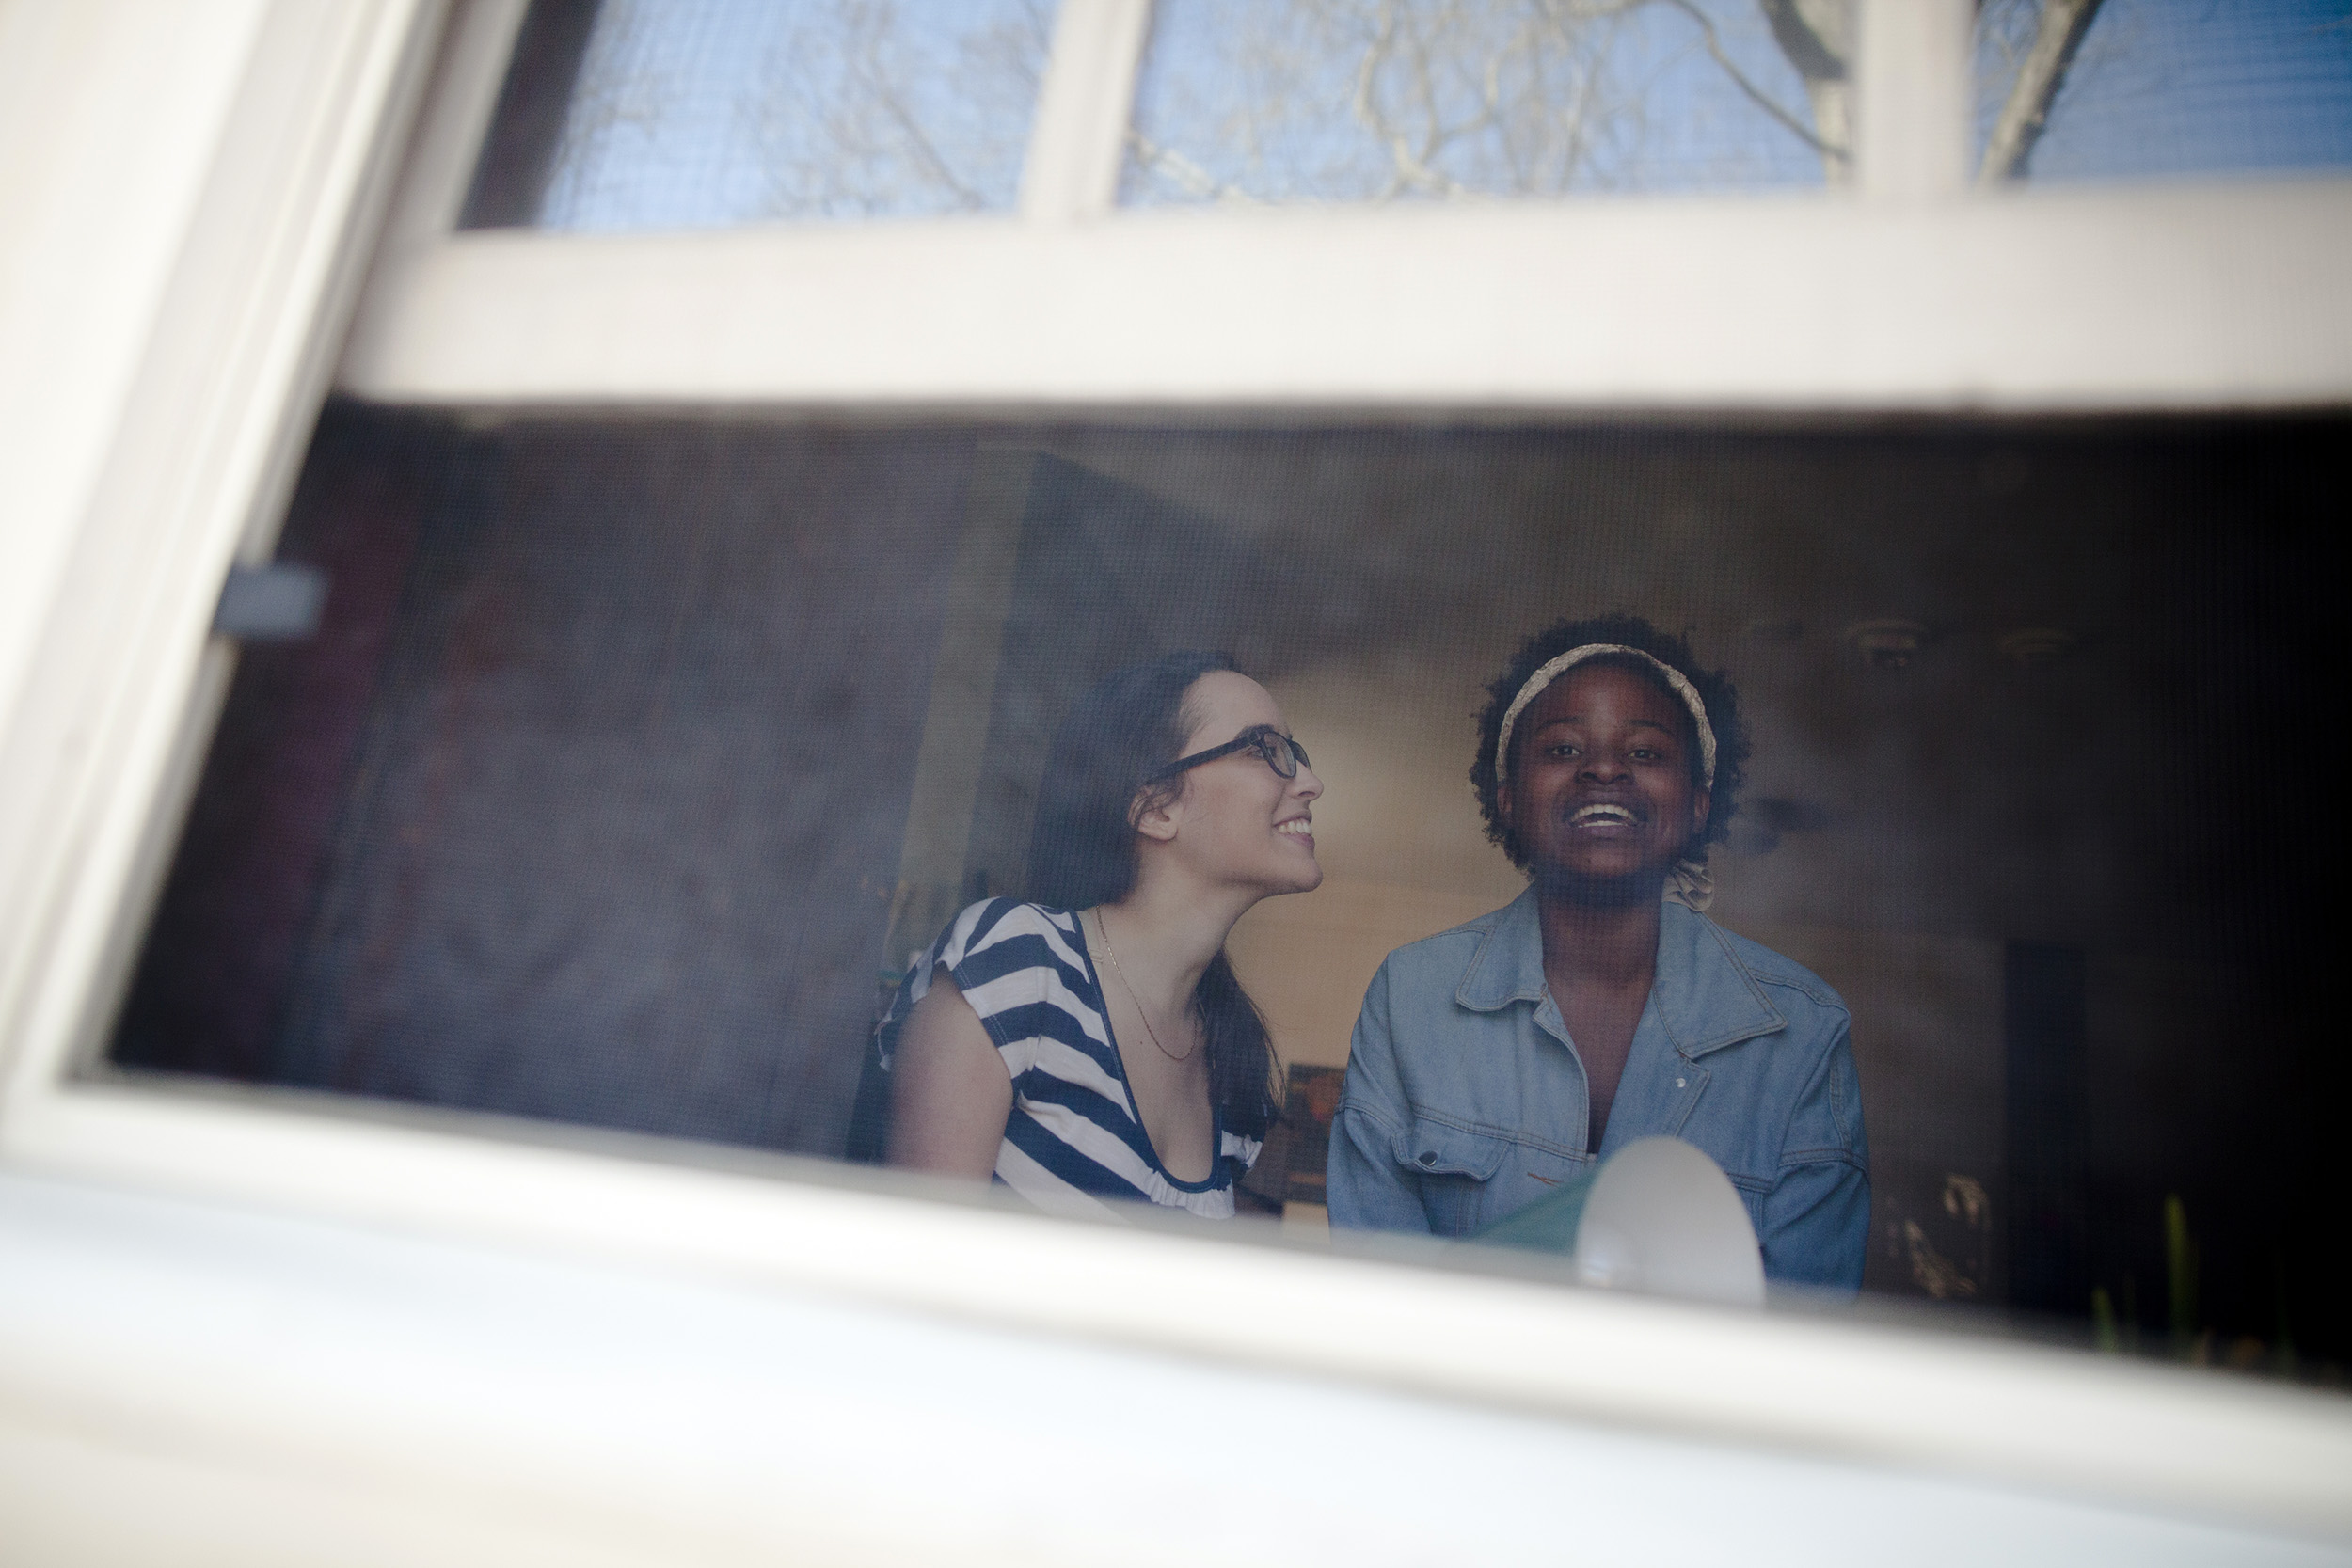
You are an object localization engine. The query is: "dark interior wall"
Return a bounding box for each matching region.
[961,456,1279,900]
[2007,941,2090,1318]
[117,405,973,1153]
[110,411,439,1083]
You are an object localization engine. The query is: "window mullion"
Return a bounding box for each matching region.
[373,0,534,255]
[1018,0,1153,223]
[1855,0,1973,201]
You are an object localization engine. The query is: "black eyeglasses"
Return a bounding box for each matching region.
[1148,723,1311,783]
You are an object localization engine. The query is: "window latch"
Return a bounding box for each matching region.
[212,562,326,642]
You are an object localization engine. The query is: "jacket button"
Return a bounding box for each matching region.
[1419,1151,1438,1166]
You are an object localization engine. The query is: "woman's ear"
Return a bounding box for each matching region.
[1130,784,1182,845]
[1691,787,1712,836]
[1495,779,1516,832]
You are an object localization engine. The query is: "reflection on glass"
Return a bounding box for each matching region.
[1975,0,2352,184]
[1121,0,1853,205]
[533,0,1055,230]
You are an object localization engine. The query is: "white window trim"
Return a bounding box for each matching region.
[0,0,453,1142]
[339,180,2352,410]
[2,0,2350,1544]
[335,0,2352,412]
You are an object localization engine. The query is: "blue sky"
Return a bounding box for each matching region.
[532,0,2352,231]
[537,0,1049,229]
[1121,0,1831,202]
[1979,0,2352,182]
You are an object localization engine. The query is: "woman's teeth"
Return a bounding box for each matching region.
[1276,819,1313,838]
[1572,804,1636,825]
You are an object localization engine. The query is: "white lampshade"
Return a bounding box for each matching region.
[1473,1135,1765,1308]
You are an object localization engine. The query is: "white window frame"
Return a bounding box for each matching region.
[337,0,2352,412]
[3,0,2350,1540]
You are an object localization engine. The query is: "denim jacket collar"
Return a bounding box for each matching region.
[1454,885,1786,1057]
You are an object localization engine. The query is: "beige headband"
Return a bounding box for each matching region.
[1493,643,1717,789]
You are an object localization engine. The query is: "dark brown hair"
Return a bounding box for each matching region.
[1025,652,1282,1141]
[1470,614,1750,871]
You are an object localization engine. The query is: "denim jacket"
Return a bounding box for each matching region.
[1327,888,1869,1291]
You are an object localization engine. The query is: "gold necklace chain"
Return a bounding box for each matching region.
[1089,909,1200,1064]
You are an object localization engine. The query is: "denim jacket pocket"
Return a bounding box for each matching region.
[1392,1117,1511,1238]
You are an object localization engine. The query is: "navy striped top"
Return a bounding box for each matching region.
[870,898,1262,1219]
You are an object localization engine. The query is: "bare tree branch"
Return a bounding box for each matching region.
[1125,128,1258,202]
[1657,0,1843,163]
[1756,0,1852,179]
[1349,1,1430,198]
[847,2,990,211]
[1128,0,1853,206]
[1979,0,2105,184]
[1756,0,1848,81]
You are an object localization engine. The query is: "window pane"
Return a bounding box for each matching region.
[488,0,1057,231]
[110,404,2350,1381]
[1975,0,2352,185]
[1121,0,1853,206]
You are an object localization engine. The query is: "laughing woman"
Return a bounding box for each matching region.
[869,652,1321,1218]
[1327,616,1869,1290]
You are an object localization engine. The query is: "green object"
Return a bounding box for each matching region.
[1471,1168,1601,1255]
[2090,1286,2121,1354]
[2165,1194,2199,1359]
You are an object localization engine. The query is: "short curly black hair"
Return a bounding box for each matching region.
[1470,613,1750,871]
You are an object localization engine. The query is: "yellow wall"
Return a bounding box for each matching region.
[1227,660,1523,1068]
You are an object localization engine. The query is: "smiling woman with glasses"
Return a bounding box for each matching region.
[854,651,1324,1218]
[1147,723,1312,784]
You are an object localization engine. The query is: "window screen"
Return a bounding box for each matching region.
[1974,0,2352,185]
[1122,0,1855,202]
[109,403,2350,1381]
[468,0,1057,230]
